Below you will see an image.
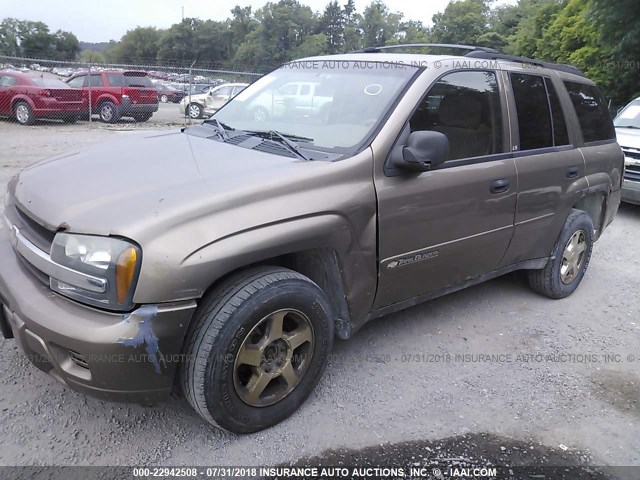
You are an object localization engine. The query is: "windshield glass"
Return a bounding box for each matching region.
[211,61,419,153]
[614,99,640,128]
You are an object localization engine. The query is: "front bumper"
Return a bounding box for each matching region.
[0,231,196,404]
[621,179,640,205]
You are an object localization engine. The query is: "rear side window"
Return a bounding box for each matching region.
[510,73,553,150]
[0,75,17,87]
[107,73,126,87]
[564,81,615,143]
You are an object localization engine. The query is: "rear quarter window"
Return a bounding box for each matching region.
[564,81,615,143]
[125,76,153,88]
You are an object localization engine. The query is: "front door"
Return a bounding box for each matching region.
[374,70,517,309]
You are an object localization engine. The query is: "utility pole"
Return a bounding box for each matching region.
[182,6,184,21]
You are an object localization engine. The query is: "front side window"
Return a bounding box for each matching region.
[86,74,103,87]
[564,81,615,143]
[67,76,85,88]
[410,70,504,160]
[213,86,233,97]
[212,61,419,153]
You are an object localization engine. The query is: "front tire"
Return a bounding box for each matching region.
[14,101,35,125]
[527,209,594,299]
[181,267,333,433]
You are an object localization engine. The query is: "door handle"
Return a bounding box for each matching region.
[566,166,579,178]
[490,179,510,194]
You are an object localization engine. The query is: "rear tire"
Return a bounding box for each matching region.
[181,267,333,433]
[98,101,120,123]
[527,209,594,299]
[160,94,168,103]
[14,101,34,125]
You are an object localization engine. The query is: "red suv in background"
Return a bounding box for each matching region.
[66,70,158,123]
[0,71,83,125]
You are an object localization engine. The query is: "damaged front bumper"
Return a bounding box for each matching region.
[0,231,196,404]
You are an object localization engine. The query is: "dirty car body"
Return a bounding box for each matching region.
[0,49,623,426]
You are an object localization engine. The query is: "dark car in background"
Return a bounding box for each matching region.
[65,70,158,123]
[0,71,83,125]
[155,84,184,103]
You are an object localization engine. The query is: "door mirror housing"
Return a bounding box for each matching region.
[394,130,450,172]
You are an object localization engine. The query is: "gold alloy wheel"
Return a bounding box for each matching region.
[560,229,587,285]
[233,309,314,407]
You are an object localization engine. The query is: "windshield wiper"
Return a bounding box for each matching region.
[243,130,314,161]
[616,125,640,129]
[204,119,233,140]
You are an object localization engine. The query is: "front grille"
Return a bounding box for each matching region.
[624,164,640,182]
[13,205,56,253]
[622,149,640,160]
[68,350,89,369]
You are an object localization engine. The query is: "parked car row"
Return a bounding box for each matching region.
[0,70,158,124]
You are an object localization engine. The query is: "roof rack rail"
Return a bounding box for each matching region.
[465,50,585,77]
[349,43,499,54]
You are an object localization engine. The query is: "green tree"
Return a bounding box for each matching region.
[110,27,163,64]
[359,1,402,47]
[429,0,491,45]
[591,0,640,103]
[342,0,362,51]
[318,0,344,54]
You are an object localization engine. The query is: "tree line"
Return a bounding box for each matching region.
[1,0,638,104]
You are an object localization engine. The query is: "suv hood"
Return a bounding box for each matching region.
[10,128,323,239]
[615,127,640,150]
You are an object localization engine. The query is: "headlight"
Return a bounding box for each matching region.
[50,233,141,311]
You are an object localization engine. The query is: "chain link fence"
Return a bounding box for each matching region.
[0,54,265,126]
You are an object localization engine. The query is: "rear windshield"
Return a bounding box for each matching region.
[124,75,153,88]
[29,77,71,88]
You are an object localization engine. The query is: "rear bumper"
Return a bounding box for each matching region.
[120,99,158,116]
[0,230,196,404]
[622,180,640,205]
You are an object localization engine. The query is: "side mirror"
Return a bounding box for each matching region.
[394,130,450,172]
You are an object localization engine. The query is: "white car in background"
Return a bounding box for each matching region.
[179,82,248,119]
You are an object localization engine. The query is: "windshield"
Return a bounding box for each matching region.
[614,99,640,128]
[211,61,419,153]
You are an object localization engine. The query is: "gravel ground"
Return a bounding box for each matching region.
[0,121,639,472]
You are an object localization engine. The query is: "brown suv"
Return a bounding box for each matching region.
[0,45,623,433]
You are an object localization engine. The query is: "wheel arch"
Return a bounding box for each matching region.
[573,191,607,241]
[11,95,35,111]
[197,247,354,341]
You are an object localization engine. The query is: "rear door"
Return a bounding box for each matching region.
[374,69,517,308]
[498,71,588,267]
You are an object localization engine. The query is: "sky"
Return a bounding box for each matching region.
[0,0,514,43]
